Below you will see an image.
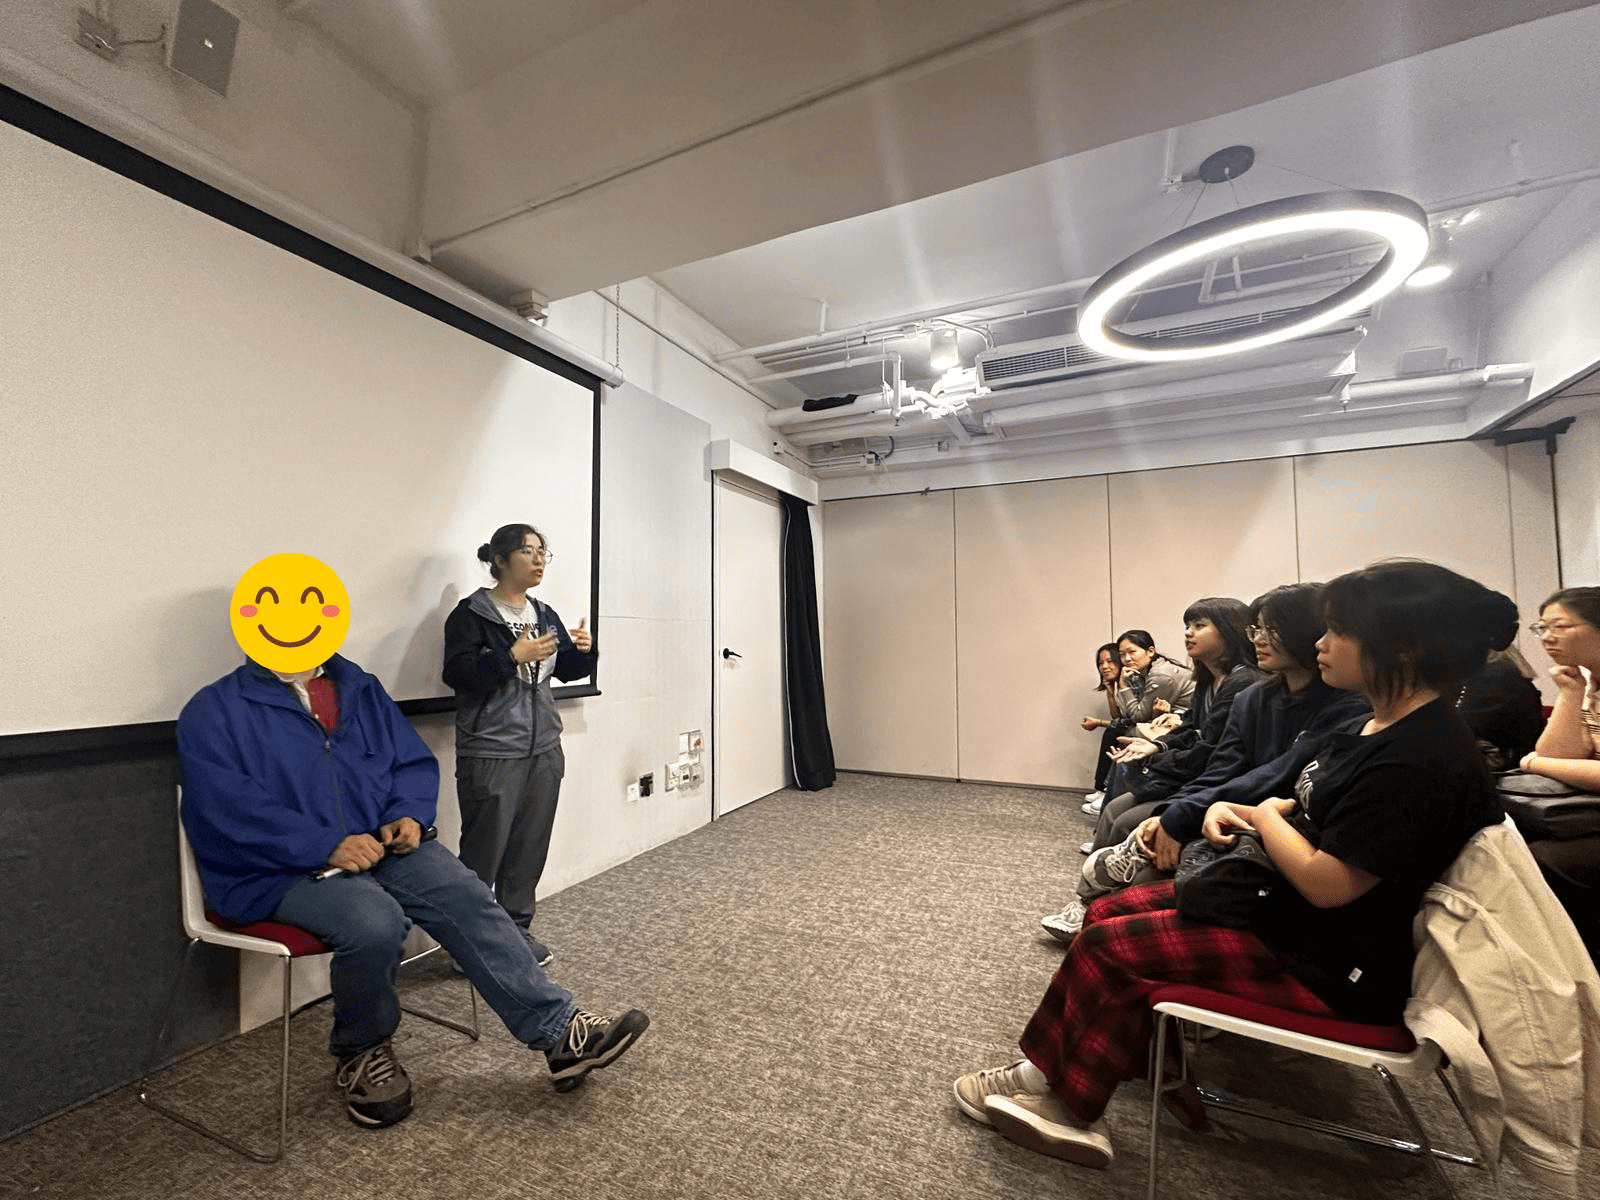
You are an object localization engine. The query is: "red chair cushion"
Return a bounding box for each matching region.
[1149,985,1417,1052]
[205,911,329,958]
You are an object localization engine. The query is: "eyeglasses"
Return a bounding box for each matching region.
[1529,620,1586,637]
[515,546,553,563]
[1245,624,1280,643]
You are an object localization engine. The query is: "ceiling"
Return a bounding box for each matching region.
[24,0,1600,479]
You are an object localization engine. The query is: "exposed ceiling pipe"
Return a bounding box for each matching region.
[1338,364,1532,403]
[981,355,1356,429]
[1429,165,1600,216]
[799,363,1533,461]
[714,277,1097,363]
[746,354,896,385]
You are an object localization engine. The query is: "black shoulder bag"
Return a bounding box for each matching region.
[1172,831,1283,929]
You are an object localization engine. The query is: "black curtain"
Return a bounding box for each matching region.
[780,494,836,791]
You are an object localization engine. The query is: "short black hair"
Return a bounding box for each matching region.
[1249,582,1326,673]
[1322,560,1518,703]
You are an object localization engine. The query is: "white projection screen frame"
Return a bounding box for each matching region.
[0,92,602,756]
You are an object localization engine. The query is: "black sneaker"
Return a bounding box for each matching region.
[546,1008,650,1093]
[526,933,554,968]
[335,1040,413,1128]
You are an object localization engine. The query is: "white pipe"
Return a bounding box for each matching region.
[716,276,1099,363]
[1341,364,1532,402]
[0,47,626,388]
[746,354,896,385]
[767,401,885,431]
[984,355,1357,428]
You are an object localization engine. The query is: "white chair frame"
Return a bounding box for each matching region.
[1147,999,1485,1200]
[139,804,480,1162]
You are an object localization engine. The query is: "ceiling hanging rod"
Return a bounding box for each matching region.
[711,277,1097,364]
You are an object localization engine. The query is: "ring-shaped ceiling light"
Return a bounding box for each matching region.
[1077,190,1430,363]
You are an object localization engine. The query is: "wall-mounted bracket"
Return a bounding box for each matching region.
[1487,416,1575,457]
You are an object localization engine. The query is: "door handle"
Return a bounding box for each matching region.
[722,648,742,660]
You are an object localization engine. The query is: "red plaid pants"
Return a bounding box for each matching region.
[1018,880,1336,1123]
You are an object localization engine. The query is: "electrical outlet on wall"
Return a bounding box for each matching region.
[664,763,677,791]
[625,782,640,803]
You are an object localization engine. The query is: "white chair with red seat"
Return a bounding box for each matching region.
[139,796,479,1162]
[1146,984,1483,1200]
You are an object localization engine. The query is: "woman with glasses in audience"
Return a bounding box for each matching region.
[442,523,596,966]
[959,561,1504,1172]
[1517,588,1600,958]
[1041,586,1362,941]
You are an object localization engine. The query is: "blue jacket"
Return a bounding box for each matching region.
[176,655,439,923]
[1157,676,1370,844]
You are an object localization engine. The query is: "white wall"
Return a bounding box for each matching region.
[0,0,421,248]
[1553,408,1600,586]
[1484,179,1600,405]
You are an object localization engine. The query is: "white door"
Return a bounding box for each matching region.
[713,476,789,816]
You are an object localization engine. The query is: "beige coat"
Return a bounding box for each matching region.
[1405,817,1600,1197]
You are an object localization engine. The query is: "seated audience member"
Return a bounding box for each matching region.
[1134,584,1374,871]
[1518,587,1600,959]
[179,557,648,1130]
[1458,643,1546,772]
[1089,597,1261,842]
[1078,644,1125,807]
[1084,630,1195,816]
[958,560,1506,1170]
[1041,584,1366,941]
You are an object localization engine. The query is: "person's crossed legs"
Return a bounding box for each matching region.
[274,839,646,1127]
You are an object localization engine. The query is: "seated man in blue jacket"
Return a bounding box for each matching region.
[177,554,647,1129]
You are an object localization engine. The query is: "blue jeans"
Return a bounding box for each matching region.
[273,840,576,1060]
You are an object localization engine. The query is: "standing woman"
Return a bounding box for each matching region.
[443,523,596,965]
[954,561,1505,1170]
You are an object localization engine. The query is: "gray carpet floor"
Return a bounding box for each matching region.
[3,772,1594,1199]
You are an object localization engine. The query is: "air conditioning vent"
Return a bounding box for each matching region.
[977,305,1373,390]
[980,343,1112,383]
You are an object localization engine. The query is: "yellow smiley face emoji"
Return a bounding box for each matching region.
[229,553,352,672]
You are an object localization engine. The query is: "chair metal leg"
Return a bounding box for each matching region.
[398,942,481,1041]
[1147,1010,1173,1200]
[138,945,292,1163]
[1146,1012,1484,1199]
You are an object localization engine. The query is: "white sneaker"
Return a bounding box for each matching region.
[985,1093,1113,1168]
[953,1060,1049,1125]
[1080,792,1105,815]
[1039,900,1087,944]
[1078,840,1095,856]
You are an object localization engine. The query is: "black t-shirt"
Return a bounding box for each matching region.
[1251,697,1502,1023]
